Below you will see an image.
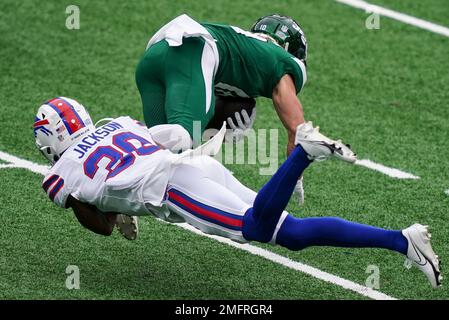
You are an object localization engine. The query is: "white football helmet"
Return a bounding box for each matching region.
[34,97,95,164]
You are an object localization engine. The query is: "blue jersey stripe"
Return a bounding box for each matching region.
[49,178,64,201]
[42,175,59,192]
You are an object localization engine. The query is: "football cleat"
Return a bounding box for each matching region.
[294,122,357,163]
[115,214,139,240]
[402,224,442,288]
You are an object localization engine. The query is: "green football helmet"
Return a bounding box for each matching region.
[251,14,308,64]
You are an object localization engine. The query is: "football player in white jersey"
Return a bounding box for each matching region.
[35,97,441,288]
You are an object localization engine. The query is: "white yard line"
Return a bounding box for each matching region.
[178,222,396,300]
[0,149,396,300]
[444,190,449,196]
[335,0,449,38]
[0,151,50,175]
[355,159,420,179]
[333,0,432,180]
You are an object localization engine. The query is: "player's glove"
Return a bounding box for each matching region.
[226,108,256,143]
[294,177,305,206]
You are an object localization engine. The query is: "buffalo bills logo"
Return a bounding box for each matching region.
[33,116,53,137]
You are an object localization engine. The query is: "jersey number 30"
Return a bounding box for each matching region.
[83,132,159,179]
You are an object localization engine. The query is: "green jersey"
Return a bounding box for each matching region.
[204,23,306,98]
[136,15,307,136]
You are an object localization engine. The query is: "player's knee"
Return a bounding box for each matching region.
[242,208,273,243]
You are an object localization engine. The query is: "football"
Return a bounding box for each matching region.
[206,95,256,130]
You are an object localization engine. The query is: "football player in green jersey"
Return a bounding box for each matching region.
[135,14,308,202]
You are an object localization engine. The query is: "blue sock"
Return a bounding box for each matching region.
[276,215,408,255]
[243,145,312,242]
[242,144,409,255]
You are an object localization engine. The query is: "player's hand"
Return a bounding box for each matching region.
[294,177,304,206]
[226,108,256,142]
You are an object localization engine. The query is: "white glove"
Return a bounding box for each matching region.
[226,108,256,143]
[294,177,305,206]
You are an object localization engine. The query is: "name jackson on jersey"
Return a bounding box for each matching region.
[42,116,173,215]
[72,121,124,158]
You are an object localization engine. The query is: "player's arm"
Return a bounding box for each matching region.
[272,74,305,156]
[147,124,192,152]
[66,195,117,236]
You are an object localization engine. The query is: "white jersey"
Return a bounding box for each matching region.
[42,116,175,216]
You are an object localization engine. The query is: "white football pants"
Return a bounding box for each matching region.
[164,155,257,243]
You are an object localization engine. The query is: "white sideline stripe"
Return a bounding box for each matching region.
[0,150,396,300]
[355,159,420,179]
[0,151,50,175]
[335,0,449,38]
[177,222,396,300]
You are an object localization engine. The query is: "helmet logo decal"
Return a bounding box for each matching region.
[33,117,53,137]
[46,97,86,135]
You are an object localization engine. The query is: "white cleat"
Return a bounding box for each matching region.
[294,122,357,163]
[115,214,139,240]
[402,224,442,288]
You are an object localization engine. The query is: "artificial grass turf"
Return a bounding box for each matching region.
[0,0,448,299]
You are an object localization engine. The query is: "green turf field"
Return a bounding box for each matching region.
[1,0,448,300]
